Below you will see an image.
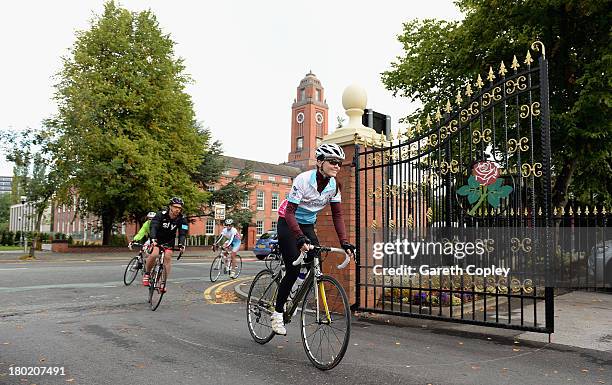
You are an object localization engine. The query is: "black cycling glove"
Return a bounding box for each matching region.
[296,235,311,249]
[341,241,356,254]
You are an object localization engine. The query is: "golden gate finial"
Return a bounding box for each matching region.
[487,66,496,82]
[476,74,484,89]
[455,89,463,105]
[435,107,442,122]
[499,61,508,77]
[524,50,534,66]
[511,55,520,71]
[465,83,473,97]
[445,99,452,114]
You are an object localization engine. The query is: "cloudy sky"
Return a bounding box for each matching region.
[0,0,462,176]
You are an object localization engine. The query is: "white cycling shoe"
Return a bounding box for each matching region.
[271,311,287,335]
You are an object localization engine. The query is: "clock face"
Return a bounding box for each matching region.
[296,112,304,124]
[315,112,324,124]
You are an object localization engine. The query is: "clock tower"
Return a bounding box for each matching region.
[287,71,329,170]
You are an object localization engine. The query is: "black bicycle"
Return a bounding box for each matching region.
[148,243,183,311]
[124,242,146,286]
[246,245,352,370]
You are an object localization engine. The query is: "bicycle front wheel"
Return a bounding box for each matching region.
[300,275,351,370]
[149,264,165,311]
[246,269,278,344]
[123,257,140,286]
[232,255,243,278]
[209,255,223,282]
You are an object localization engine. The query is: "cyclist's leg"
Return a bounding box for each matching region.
[274,219,302,313]
[143,246,158,286]
[163,249,173,282]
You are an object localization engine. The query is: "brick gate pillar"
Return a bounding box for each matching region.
[316,84,380,308]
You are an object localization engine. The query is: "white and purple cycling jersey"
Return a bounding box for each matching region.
[278,169,341,224]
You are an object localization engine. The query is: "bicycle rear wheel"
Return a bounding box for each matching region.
[123,256,140,286]
[300,275,351,370]
[265,253,281,271]
[209,255,223,282]
[246,269,278,344]
[149,264,165,311]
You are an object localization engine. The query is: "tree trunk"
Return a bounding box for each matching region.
[28,211,44,258]
[552,157,578,210]
[101,209,115,246]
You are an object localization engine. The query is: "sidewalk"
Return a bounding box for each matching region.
[234,280,612,353]
[0,249,259,263]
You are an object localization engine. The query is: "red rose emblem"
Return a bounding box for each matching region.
[472,161,499,186]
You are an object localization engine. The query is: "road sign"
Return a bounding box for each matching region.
[214,203,226,221]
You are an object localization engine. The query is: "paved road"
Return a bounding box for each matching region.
[0,259,610,385]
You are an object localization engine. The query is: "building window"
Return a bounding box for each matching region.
[271,221,277,231]
[282,177,289,183]
[253,174,261,180]
[256,220,264,236]
[268,176,275,182]
[222,170,230,176]
[299,88,305,101]
[257,191,264,210]
[207,186,215,192]
[271,192,279,211]
[297,137,303,151]
[316,89,321,101]
[242,196,249,209]
[206,218,214,235]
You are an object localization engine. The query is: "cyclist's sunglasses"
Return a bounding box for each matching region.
[325,159,343,166]
[170,204,183,210]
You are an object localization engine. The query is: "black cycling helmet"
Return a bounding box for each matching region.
[169,197,184,206]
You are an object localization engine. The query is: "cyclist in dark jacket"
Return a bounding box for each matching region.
[142,197,189,292]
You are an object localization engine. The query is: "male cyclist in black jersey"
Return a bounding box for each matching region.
[271,143,356,335]
[142,197,188,292]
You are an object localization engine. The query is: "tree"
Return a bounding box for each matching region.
[210,166,255,228]
[45,1,208,244]
[381,0,612,208]
[0,129,60,256]
[0,193,11,230]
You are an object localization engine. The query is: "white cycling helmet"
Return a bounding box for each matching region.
[224,219,233,226]
[316,143,345,160]
[147,211,156,219]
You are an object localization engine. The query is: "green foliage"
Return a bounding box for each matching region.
[109,234,128,247]
[382,0,612,206]
[0,193,11,226]
[43,1,209,243]
[191,127,225,189]
[1,230,15,246]
[196,160,255,226]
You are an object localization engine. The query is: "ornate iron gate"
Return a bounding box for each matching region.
[354,42,554,333]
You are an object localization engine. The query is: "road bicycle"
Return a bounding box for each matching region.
[123,242,147,286]
[210,245,243,282]
[148,243,183,311]
[246,245,352,370]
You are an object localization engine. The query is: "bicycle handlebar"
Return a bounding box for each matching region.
[292,245,351,269]
[131,242,184,259]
